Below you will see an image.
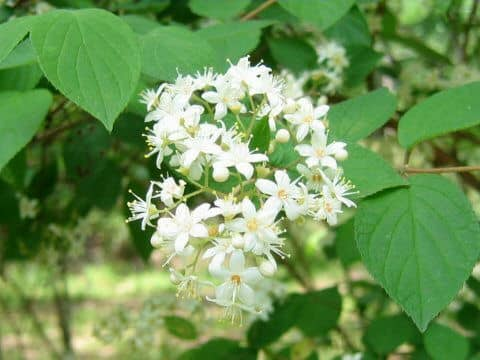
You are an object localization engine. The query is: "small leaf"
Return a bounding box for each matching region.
[268,37,317,74]
[197,21,272,70]
[0,90,52,170]
[0,16,33,64]
[328,88,397,142]
[31,9,141,130]
[342,143,407,198]
[278,0,354,31]
[335,218,360,268]
[250,116,271,153]
[141,26,217,81]
[164,315,198,340]
[398,81,480,149]
[424,323,469,360]
[189,0,251,20]
[355,174,480,331]
[363,314,419,354]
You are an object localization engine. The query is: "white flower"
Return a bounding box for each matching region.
[168,73,197,104]
[226,56,270,91]
[157,203,219,253]
[127,183,158,230]
[322,171,356,208]
[194,67,217,89]
[255,170,302,220]
[208,250,263,308]
[144,121,186,168]
[284,98,329,142]
[202,75,245,120]
[140,85,165,111]
[169,268,211,299]
[180,124,223,168]
[295,129,346,169]
[214,195,241,219]
[213,142,268,179]
[203,237,235,269]
[315,189,342,225]
[297,163,325,192]
[156,177,186,207]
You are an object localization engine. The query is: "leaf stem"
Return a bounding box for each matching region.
[240,0,277,21]
[403,165,480,174]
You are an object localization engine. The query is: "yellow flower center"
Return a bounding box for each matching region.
[277,189,288,200]
[231,274,241,284]
[247,219,258,232]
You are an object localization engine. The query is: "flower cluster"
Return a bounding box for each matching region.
[127,56,355,323]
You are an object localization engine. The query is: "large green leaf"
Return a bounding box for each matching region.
[0,39,37,70]
[398,81,480,149]
[329,88,397,142]
[0,16,33,64]
[0,63,43,91]
[141,26,217,81]
[31,9,141,131]
[325,6,371,47]
[335,218,360,268]
[424,323,469,360]
[196,21,272,70]
[278,0,354,31]
[0,90,52,170]
[342,143,407,198]
[355,174,480,331]
[267,37,317,74]
[189,0,251,20]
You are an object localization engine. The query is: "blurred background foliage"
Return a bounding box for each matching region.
[1,0,480,359]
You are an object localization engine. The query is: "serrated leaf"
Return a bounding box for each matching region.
[329,88,397,142]
[424,323,469,360]
[31,9,141,131]
[363,314,419,354]
[355,174,480,331]
[278,0,354,31]
[398,81,480,149]
[189,0,251,20]
[141,26,217,81]
[268,37,317,74]
[197,21,272,70]
[342,143,407,198]
[164,315,198,340]
[0,90,52,170]
[0,16,33,64]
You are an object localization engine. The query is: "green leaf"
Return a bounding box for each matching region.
[342,143,407,198]
[141,26,217,81]
[335,218,360,267]
[31,9,141,131]
[0,16,33,64]
[355,174,480,331]
[122,14,159,34]
[398,81,480,149]
[164,315,198,340]
[250,116,271,153]
[325,6,371,47]
[344,46,382,87]
[0,63,43,91]
[197,21,272,70]
[189,0,251,20]
[363,314,419,354]
[278,0,354,31]
[268,37,317,74]
[329,87,397,142]
[0,39,37,70]
[180,338,256,360]
[424,323,470,360]
[0,90,52,170]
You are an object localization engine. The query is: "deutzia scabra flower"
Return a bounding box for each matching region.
[127,54,355,323]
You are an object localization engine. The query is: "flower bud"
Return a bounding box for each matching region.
[283,98,297,114]
[230,103,242,114]
[213,166,229,182]
[259,260,276,277]
[231,234,245,249]
[255,165,271,178]
[275,129,290,143]
[150,232,163,247]
[335,148,348,161]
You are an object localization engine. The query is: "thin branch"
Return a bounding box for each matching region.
[33,117,91,144]
[403,165,480,174]
[241,0,277,21]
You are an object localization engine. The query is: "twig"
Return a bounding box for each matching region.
[241,0,277,21]
[280,256,313,291]
[34,117,91,144]
[403,165,480,174]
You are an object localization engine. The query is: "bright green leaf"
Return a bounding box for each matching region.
[197,21,272,70]
[0,63,43,91]
[278,0,354,31]
[325,6,371,47]
[335,218,360,268]
[164,316,198,340]
[364,314,419,354]
[342,143,407,198]
[250,116,271,153]
[189,0,251,20]
[141,26,217,81]
[355,174,480,331]
[268,37,317,74]
[424,323,469,360]
[329,88,397,142]
[0,16,33,64]
[122,14,159,34]
[398,81,480,149]
[344,46,382,87]
[31,9,141,131]
[0,39,37,70]
[0,90,52,170]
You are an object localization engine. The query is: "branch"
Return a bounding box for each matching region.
[403,165,480,174]
[34,117,91,144]
[241,0,277,21]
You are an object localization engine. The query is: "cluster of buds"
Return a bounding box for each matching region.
[127,55,355,323]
